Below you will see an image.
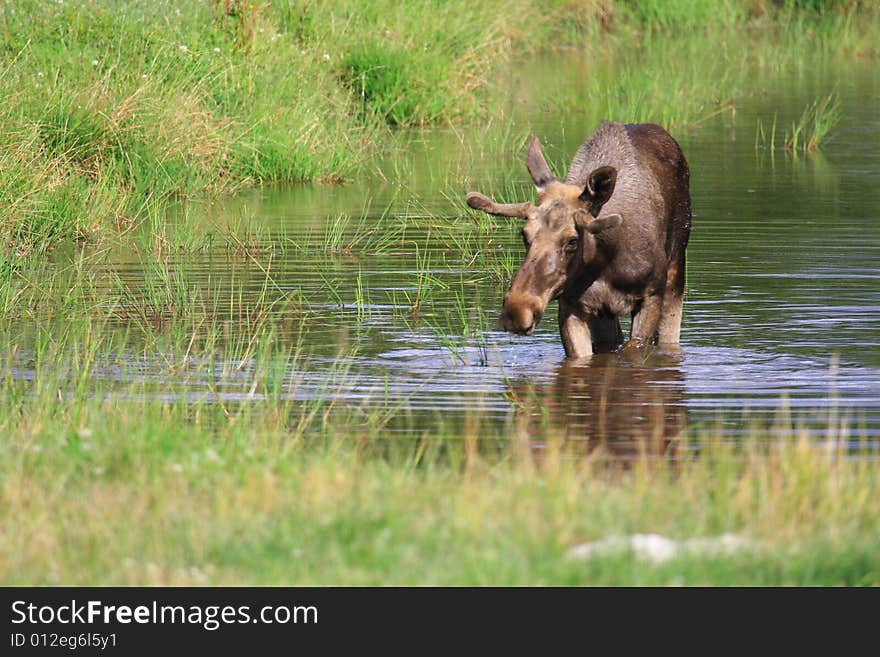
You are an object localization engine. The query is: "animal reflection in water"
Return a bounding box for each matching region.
[508,350,686,462]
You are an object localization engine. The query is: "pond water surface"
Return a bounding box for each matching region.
[104,48,880,449]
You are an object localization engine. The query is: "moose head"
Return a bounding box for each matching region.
[466,137,621,335]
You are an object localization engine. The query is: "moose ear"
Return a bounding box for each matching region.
[586,213,622,234]
[525,136,556,191]
[581,165,618,212]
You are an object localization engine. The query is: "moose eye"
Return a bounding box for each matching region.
[565,237,579,252]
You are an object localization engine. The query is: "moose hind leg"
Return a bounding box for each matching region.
[658,257,685,344]
[658,292,683,344]
[629,293,663,348]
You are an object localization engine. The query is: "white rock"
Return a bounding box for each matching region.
[630,534,679,564]
[567,533,754,565]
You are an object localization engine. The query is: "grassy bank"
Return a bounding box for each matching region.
[2,387,877,585]
[1,0,878,257]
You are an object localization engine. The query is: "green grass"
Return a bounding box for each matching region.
[1,384,877,585]
[617,0,749,30]
[2,1,878,258]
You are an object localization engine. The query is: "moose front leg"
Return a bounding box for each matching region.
[589,316,624,353]
[627,292,663,349]
[559,300,593,359]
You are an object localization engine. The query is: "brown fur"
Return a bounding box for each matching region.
[466,121,692,358]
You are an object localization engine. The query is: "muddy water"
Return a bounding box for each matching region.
[117,50,880,446]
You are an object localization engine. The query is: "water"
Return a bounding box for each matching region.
[97,49,880,446]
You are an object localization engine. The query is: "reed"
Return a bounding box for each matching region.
[784,94,842,154]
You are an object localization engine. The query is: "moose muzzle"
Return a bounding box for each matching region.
[500,292,545,335]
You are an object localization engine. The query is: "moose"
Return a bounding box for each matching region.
[466,121,692,358]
